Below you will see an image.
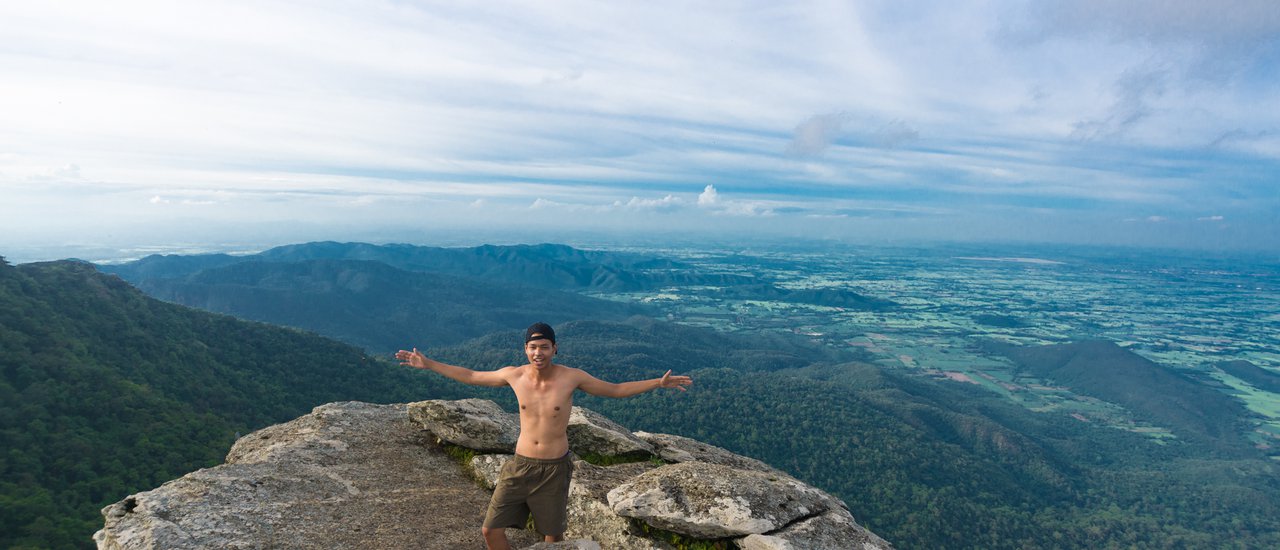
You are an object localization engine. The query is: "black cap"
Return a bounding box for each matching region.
[524,322,556,344]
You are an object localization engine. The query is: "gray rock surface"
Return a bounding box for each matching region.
[469,453,513,489]
[737,508,894,550]
[94,402,539,550]
[567,407,655,459]
[96,400,891,549]
[565,461,673,550]
[524,540,603,549]
[634,431,781,474]
[408,398,519,452]
[606,462,839,539]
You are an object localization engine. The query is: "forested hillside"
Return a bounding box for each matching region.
[103,241,756,292]
[0,258,477,549]
[428,320,1280,549]
[998,340,1251,450]
[128,258,643,352]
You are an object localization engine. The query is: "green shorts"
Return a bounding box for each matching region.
[482,453,575,536]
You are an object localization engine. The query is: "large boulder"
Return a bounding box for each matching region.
[564,461,672,549]
[408,398,519,452]
[567,407,655,460]
[606,462,839,539]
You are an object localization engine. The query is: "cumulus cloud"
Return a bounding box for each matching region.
[615,194,684,212]
[529,198,560,210]
[721,201,776,217]
[697,185,719,207]
[1198,215,1225,221]
[693,184,773,216]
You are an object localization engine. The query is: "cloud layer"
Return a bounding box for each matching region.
[1,0,1277,255]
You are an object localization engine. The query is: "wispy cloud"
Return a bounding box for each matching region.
[788,112,854,157]
[1,0,1277,253]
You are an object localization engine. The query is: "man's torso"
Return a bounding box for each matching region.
[507,364,578,459]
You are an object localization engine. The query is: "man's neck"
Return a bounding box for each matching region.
[526,362,559,382]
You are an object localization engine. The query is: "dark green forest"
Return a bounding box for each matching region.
[4,251,1280,549]
[429,320,1280,549]
[0,259,477,549]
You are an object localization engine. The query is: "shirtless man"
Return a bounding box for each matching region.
[396,322,693,549]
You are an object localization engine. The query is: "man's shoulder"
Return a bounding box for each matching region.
[541,364,585,383]
[555,364,585,376]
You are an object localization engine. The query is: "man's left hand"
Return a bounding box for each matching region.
[660,370,693,391]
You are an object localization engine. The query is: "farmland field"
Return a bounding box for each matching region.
[591,242,1280,448]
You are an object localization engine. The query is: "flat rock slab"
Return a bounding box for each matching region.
[607,462,837,539]
[737,508,894,550]
[408,398,519,452]
[568,407,655,459]
[634,431,781,474]
[94,402,539,550]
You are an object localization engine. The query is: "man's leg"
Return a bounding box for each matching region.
[482,526,510,550]
[543,534,564,543]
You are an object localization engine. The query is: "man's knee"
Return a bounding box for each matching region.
[482,526,508,550]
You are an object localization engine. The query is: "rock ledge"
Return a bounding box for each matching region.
[95,400,892,549]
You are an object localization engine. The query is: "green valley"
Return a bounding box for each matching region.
[4,240,1279,549]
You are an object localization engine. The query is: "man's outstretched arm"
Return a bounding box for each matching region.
[395,348,511,387]
[577,369,692,398]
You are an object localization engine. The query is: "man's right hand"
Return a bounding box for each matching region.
[396,348,429,370]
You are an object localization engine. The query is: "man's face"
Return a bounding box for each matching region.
[525,339,556,369]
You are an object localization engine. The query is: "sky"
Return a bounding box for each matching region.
[2,0,1278,261]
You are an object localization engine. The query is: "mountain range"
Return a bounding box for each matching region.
[102,241,757,293]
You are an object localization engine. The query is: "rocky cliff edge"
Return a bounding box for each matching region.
[95,400,892,550]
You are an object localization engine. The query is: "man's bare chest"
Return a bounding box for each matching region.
[512,378,575,419]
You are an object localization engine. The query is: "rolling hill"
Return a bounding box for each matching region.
[103,241,757,292]
[1217,359,1280,394]
[999,340,1250,448]
[129,258,644,352]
